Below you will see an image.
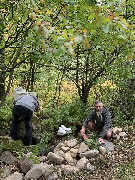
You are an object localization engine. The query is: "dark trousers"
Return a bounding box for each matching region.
[10,105,33,146]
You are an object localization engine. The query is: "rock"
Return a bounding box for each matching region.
[112,127,122,134]
[70,148,78,158]
[61,164,79,175]
[99,146,106,155]
[99,140,114,153]
[86,163,96,172]
[76,157,89,169]
[55,150,65,157]
[54,143,64,153]
[47,152,64,164]
[64,139,78,148]
[19,155,34,173]
[5,172,23,180]
[119,132,127,137]
[64,152,74,164]
[39,156,48,162]
[61,146,70,152]
[47,173,58,180]
[0,166,12,179]
[78,142,89,154]
[80,149,99,158]
[25,163,54,180]
[0,151,18,165]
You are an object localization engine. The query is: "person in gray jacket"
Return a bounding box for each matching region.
[80,101,112,144]
[10,87,39,146]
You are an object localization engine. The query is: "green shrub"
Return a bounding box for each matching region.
[0,97,13,134]
[40,99,90,135]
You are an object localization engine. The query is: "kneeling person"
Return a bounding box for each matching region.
[80,101,112,144]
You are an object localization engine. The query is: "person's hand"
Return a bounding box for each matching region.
[98,138,105,144]
[80,127,87,140]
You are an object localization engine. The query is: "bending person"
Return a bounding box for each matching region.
[10,87,40,146]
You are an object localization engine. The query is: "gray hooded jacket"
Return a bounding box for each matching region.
[14,94,39,112]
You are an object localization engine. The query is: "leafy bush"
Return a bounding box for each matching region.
[40,99,90,134]
[0,97,13,134]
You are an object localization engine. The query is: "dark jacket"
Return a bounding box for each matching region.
[83,107,112,138]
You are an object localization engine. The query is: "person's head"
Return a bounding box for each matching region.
[14,87,27,99]
[95,101,104,112]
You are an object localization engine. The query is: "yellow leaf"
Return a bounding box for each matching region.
[83,29,87,34]
[40,0,46,3]
[29,12,36,20]
[4,33,9,40]
[62,29,68,39]
[108,11,115,20]
[57,30,60,34]
[46,10,53,15]
[35,21,42,26]
[85,37,90,48]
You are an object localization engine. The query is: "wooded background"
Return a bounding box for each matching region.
[0,0,134,144]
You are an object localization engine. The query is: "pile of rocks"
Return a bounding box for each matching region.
[0,127,127,180]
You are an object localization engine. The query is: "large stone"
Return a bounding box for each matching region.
[64,152,74,164]
[76,157,89,169]
[47,173,58,180]
[70,148,78,158]
[99,140,114,154]
[47,152,64,164]
[78,142,89,154]
[0,166,12,179]
[99,146,106,155]
[80,149,99,158]
[64,139,78,148]
[119,132,127,137]
[61,146,70,152]
[25,163,53,180]
[5,172,23,180]
[112,127,122,134]
[54,143,64,153]
[55,150,65,157]
[0,151,18,165]
[19,155,34,173]
[86,163,96,172]
[61,164,79,175]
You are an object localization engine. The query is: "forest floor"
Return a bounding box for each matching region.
[51,126,135,180]
[0,125,135,180]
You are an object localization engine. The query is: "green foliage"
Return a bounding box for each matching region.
[24,145,40,164]
[1,140,24,153]
[37,99,90,149]
[28,153,40,164]
[85,133,99,149]
[41,99,89,133]
[0,97,12,133]
[38,131,53,154]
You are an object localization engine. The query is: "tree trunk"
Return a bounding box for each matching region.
[0,50,5,101]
